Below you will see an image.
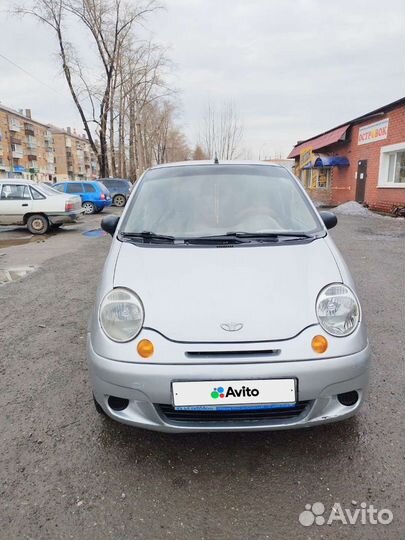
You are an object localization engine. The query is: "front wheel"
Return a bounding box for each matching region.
[82,201,96,215]
[27,214,49,235]
[113,194,126,207]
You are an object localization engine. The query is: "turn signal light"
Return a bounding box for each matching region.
[137,339,154,358]
[311,335,328,353]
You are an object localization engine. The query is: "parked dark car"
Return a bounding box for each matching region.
[98,178,132,207]
[53,181,112,214]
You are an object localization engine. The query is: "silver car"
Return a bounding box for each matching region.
[87,161,370,432]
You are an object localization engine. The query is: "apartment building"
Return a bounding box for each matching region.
[51,126,98,182]
[0,103,98,183]
[0,105,56,181]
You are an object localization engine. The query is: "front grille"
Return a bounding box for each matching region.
[185,349,281,358]
[156,402,310,423]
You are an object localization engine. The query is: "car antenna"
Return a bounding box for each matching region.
[214,153,219,164]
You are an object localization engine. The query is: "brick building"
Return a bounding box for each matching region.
[0,103,98,183]
[288,98,405,213]
[51,126,98,182]
[0,105,56,182]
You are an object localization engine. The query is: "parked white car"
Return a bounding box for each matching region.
[0,179,84,234]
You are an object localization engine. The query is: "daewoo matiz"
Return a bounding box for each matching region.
[87,161,370,432]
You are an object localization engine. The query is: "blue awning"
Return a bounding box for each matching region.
[313,155,349,168]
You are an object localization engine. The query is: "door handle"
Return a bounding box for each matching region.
[22,203,29,207]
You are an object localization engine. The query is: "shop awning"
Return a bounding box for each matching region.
[313,155,349,167]
[288,124,350,158]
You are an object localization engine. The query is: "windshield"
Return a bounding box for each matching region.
[120,164,322,239]
[37,184,65,196]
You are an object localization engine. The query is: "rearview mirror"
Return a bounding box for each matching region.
[319,211,337,230]
[101,215,119,236]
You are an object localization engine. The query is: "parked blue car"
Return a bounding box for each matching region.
[54,181,112,214]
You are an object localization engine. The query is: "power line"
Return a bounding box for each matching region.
[0,50,97,129]
[0,51,59,94]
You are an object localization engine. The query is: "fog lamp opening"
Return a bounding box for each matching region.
[311,335,328,353]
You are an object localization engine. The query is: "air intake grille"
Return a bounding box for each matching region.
[156,402,310,423]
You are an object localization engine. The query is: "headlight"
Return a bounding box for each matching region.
[99,288,144,342]
[316,283,360,337]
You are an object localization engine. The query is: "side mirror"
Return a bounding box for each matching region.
[319,211,338,230]
[101,215,119,236]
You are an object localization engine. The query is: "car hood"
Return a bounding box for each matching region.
[113,238,341,343]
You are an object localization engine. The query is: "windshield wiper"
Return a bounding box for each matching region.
[119,231,175,243]
[226,231,314,239]
[183,234,246,244]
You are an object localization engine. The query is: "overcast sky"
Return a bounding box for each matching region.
[0,0,404,158]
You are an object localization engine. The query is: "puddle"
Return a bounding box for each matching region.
[82,229,107,238]
[0,265,37,285]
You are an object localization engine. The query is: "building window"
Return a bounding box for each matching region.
[317,168,331,189]
[378,143,405,187]
[300,168,312,188]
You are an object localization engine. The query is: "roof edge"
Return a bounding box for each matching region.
[289,96,405,155]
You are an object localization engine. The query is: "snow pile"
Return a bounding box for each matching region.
[333,201,374,217]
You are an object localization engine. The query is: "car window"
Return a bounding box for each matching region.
[0,184,31,200]
[30,186,46,200]
[38,184,62,196]
[121,165,322,238]
[66,183,83,193]
[83,183,96,193]
[53,184,65,192]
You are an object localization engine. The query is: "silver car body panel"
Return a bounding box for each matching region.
[87,161,370,432]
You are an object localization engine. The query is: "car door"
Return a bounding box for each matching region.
[0,183,33,225]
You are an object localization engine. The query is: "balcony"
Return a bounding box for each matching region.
[12,147,24,159]
[26,137,37,149]
[27,154,37,161]
[10,136,22,145]
[9,119,21,132]
[24,124,35,137]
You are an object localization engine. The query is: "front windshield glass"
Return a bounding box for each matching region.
[37,184,63,196]
[121,164,322,238]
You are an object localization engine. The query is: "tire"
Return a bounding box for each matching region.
[93,394,106,416]
[113,194,126,207]
[26,214,49,235]
[82,201,96,215]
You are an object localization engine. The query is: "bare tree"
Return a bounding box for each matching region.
[16,0,160,177]
[201,101,244,160]
[192,144,208,160]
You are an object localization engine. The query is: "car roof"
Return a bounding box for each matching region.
[149,160,283,171]
[0,178,35,184]
[55,180,99,184]
[98,177,129,181]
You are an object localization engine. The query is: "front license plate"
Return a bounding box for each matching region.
[172,379,296,409]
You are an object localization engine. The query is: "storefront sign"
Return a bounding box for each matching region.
[358,119,389,145]
[299,147,313,168]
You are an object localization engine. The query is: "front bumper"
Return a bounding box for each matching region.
[87,337,370,432]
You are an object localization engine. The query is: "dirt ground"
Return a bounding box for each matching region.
[0,211,404,540]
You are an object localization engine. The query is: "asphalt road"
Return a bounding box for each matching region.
[0,212,404,540]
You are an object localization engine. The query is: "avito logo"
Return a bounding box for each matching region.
[210,385,260,399]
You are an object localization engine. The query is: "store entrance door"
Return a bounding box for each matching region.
[356,160,367,203]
